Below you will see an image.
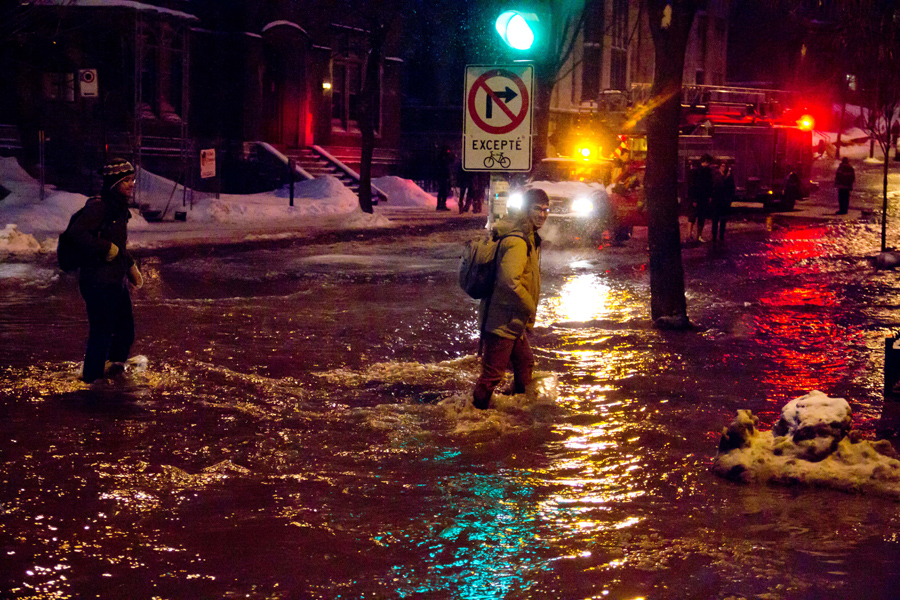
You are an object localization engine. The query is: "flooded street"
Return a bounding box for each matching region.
[4,204,900,599]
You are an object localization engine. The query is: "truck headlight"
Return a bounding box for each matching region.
[571,196,594,216]
[508,191,524,210]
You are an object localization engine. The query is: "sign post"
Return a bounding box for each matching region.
[463,65,533,227]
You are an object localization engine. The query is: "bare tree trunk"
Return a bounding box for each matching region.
[358,21,386,214]
[883,150,889,251]
[644,0,697,328]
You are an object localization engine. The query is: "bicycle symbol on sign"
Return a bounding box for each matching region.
[483,151,511,169]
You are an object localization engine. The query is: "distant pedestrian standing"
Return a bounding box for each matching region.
[435,146,453,212]
[472,188,549,410]
[710,161,735,242]
[70,159,143,382]
[834,157,855,215]
[688,154,715,242]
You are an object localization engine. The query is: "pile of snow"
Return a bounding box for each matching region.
[0,158,95,244]
[712,391,900,497]
[0,157,438,255]
[372,175,441,208]
[180,176,358,224]
[0,224,41,252]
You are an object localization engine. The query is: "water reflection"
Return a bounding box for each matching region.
[538,272,644,326]
[7,218,900,597]
[752,224,879,408]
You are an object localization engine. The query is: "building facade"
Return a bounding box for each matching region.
[0,0,403,195]
[550,0,730,158]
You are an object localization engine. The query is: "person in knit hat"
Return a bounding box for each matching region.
[68,158,143,383]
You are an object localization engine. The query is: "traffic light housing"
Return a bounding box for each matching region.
[495,10,538,50]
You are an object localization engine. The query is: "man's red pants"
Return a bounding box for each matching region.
[473,331,534,409]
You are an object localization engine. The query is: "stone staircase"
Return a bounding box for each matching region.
[286,146,387,203]
[290,147,356,189]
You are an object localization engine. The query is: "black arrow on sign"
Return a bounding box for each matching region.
[485,86,519,119]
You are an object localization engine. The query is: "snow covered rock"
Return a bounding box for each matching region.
[772,391,852,461]
[713,390,900,498]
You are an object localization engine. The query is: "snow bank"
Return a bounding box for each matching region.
[0,156,426,256]
[181,176,358,224]
[713,391,900,498]
[373,175,437,208]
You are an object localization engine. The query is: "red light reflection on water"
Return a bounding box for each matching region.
[752,225,863,405]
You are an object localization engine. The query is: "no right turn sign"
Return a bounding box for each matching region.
[463,64,533,172]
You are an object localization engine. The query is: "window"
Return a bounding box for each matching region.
[332,60,362,131]
[581,1,603,102]
[43,72,75,102]
[331,25,377,133]
[136,22,185,121]
[610,0,628,91]
[611,49,627,91]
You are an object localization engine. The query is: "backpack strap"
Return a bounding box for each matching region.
[495,232,531,256]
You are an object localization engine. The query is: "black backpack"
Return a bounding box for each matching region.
[458,232,530,299]
[57,197,104,273]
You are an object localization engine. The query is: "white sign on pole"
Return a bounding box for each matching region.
[200,149,216,179]
[463,64,533,172]
[78,69,98,98]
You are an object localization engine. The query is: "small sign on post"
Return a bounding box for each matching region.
[200,149,216,179]
[78,69,98,98]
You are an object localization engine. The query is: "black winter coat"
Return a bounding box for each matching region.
[835,163,855,190]
[70,194,134,284]
[691,165,715,203]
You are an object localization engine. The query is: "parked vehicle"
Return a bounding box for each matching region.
[505,157,644,244]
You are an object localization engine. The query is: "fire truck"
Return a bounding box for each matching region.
[676,90,816,209]
[554,85,818,210]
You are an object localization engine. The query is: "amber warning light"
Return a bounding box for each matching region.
[797,114,815,130]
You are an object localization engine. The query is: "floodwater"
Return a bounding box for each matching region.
[3,213,900,599]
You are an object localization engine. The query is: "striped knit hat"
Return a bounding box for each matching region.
[102,158,135,191]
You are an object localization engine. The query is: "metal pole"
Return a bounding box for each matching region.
[215,138,220,200]
[289,158,295,207]
[133,11,143,207]
[39,130,45,201]
[181,23,190,209]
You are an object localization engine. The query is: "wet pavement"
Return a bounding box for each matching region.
[3,159,900,599]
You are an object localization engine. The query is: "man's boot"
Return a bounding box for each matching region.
[472,389,491,410]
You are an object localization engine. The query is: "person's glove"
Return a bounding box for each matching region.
[106,243,119,261]
[128,264,143,289]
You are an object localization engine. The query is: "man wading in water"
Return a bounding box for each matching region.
[472,188,549,410]
[69,159,143,383]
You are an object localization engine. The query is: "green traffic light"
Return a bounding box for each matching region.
[496,10,535,50]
